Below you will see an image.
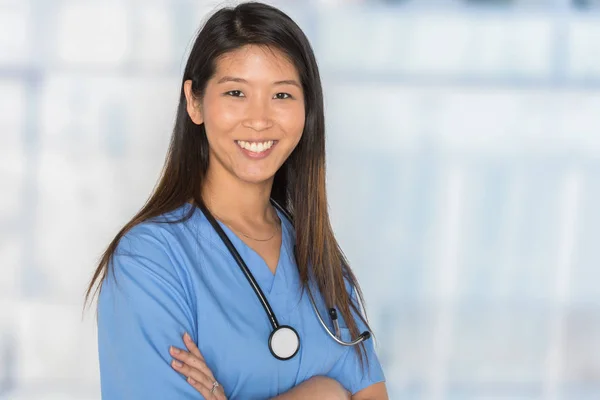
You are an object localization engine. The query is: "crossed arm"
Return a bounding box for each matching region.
[170,332,389,400]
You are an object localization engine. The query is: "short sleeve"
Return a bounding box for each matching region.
[97,224,201,399]
[326,286,386,395]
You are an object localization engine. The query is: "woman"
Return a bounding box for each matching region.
[86,2,388,399]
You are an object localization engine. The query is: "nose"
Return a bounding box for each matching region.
[242,96,274,131]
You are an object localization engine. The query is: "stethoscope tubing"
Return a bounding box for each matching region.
[197,198,370,347]
[199,199,280,330]
[269,200,370,345]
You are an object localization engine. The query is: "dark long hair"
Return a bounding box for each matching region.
[85,1,370,365]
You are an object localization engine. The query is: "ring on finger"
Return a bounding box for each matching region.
[210,380,220,394]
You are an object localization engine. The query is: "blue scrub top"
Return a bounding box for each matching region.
[97,203,385,399]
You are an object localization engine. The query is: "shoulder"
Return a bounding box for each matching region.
[110,203,200,280]
[116,203,198,254]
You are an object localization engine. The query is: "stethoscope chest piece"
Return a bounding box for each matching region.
[268,325,300,360]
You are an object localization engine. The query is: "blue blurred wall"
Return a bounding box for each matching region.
[1,0,599,399]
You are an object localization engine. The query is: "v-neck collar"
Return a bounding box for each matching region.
[208,207,293,295]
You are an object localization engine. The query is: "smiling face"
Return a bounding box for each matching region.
[184,45,306,186]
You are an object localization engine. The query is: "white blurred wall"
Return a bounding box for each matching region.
[1,0,600,399]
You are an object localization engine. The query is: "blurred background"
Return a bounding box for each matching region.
[1,0,600,398]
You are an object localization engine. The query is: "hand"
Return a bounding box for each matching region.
[170,332,227,399]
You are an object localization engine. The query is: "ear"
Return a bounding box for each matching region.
[183,79,204,125]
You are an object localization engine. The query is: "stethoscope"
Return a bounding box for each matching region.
[198,199,371,361]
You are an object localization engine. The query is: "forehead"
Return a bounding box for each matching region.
[213,45,299,80]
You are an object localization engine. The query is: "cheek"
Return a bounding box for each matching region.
[204,100,242,135]
[291,111,306,142]
[278,105,306,138]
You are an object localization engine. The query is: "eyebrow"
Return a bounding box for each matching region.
[217,76,301,88]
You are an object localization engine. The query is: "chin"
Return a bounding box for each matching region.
[235,170,276,185]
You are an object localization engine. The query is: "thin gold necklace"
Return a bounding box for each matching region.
[205,198,281,242]
[223,219,280,242]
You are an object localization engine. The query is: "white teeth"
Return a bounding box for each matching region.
[236,140,274,153]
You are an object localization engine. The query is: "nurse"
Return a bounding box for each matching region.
[86,2,388,399]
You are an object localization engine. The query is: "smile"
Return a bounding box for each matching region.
[235,140,276,153]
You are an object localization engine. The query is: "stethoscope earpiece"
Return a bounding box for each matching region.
[328,308,338,319]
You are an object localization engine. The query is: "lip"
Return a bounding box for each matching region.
[235,139,278,143]
[235,140,278,160]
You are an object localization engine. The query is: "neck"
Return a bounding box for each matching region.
[201,169,276,226]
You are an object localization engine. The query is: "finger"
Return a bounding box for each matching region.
[187,371,225,400]
[208,381,227,400]
[217,386,227,400]
[170,346,215,380]
[183,332,204,360]
[186,376,218,399]
[170,357,214,390]
[188,376,226,400]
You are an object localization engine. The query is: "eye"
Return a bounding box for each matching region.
[225,90,244,97]
[274,92,292,100]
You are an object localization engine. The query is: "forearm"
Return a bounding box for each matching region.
[350,382,389,400]
[271,376,349,400]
